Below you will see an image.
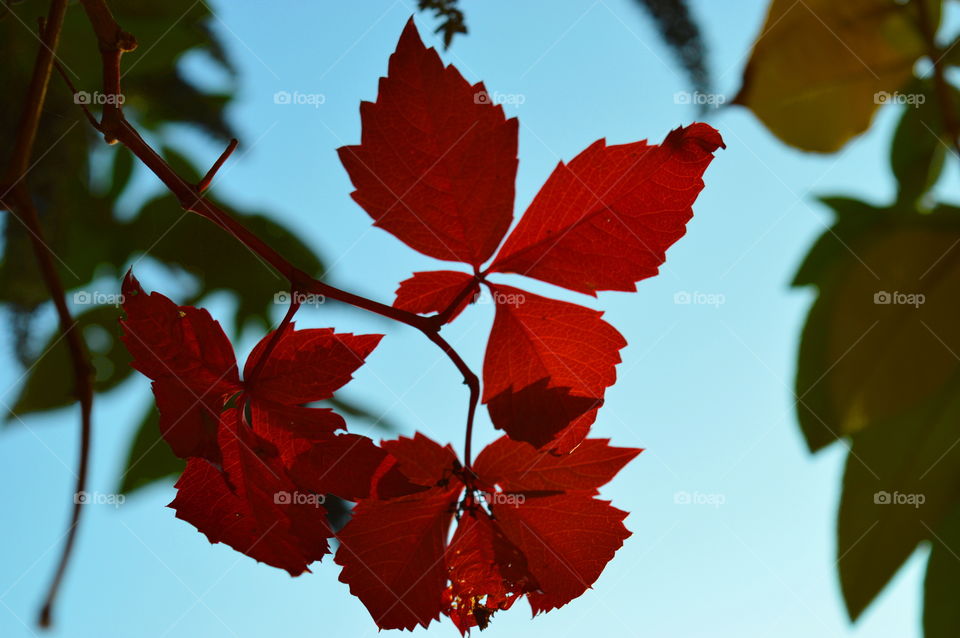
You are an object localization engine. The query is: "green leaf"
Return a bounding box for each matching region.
[735,0,930,152]
[838,373,960,620]
[117,403,185,495]
[890,81,947,206]
[792,197,886,288]
[794,204,960,451]
[121,194,325,333]
[10,305,131,418]
[324,395,397,432]
[923,505,960,638]
[0,0,236,313]
[106,146,136,201]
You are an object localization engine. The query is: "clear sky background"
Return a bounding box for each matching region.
[2,1,951,636]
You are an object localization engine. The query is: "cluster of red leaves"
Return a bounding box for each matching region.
[120,273,411,575]
[119,272,641,633]
[336,433,640,633]
[342,19,724,454]
[116,16,721,635]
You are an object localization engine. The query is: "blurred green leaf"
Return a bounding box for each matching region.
[10,305,131,417]
[792,197,886,288]
[923,507,960,638]
[121,193,325,334]
[890,81,947,206]
[838,374,960,620]
[325,395,397,432]
[117,403,184,495]
[0,0,236,313]
[793,204,960,451]
[0,2,381,503]
[106,144,136,201]
[923,505,960,638]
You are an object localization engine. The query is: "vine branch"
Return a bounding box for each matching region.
[73,1,482,455]
[0,0,95,629]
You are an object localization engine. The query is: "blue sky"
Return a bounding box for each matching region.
[1,0,947,636]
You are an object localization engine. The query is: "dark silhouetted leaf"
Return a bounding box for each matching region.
[923,504,960,638]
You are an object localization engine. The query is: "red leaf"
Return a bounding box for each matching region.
[337,433,636,632]
[381,432,461,488]
[338,20,721,451]
[122,275,392,574]
[244,325,381,404]
[490,123,723,295]
[474,436,641,493]
[492,494,630,613]
[249,402,345,468]
[485,381,601,451]
[335,487,459,631]
[482,284,626,450]
[540,409,601,455]
[121,273,240,460]
[120,274,238,390]
[444,507,533,635]
[289,432,401,501]
[150,378,224,461]
[393,270,479,323]
[338,19,518,266]
[169,408,332,576]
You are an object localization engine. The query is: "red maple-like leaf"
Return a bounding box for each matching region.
[393,270,479,323]
[120,273,396,574]
[343,20,723,452]
[335,432,640,633]
[490,124,725,295]
[170,408,332,576]
[339,18,518,266]
[482,284,626,451]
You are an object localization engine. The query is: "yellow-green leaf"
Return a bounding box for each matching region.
[735,0,929,152]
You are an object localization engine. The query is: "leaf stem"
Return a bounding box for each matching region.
[245,291,301,387]
[430,274,483,327]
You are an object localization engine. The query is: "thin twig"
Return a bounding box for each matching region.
[72,0,482,465]
[197,138,238,193]
[0,0,95,629]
